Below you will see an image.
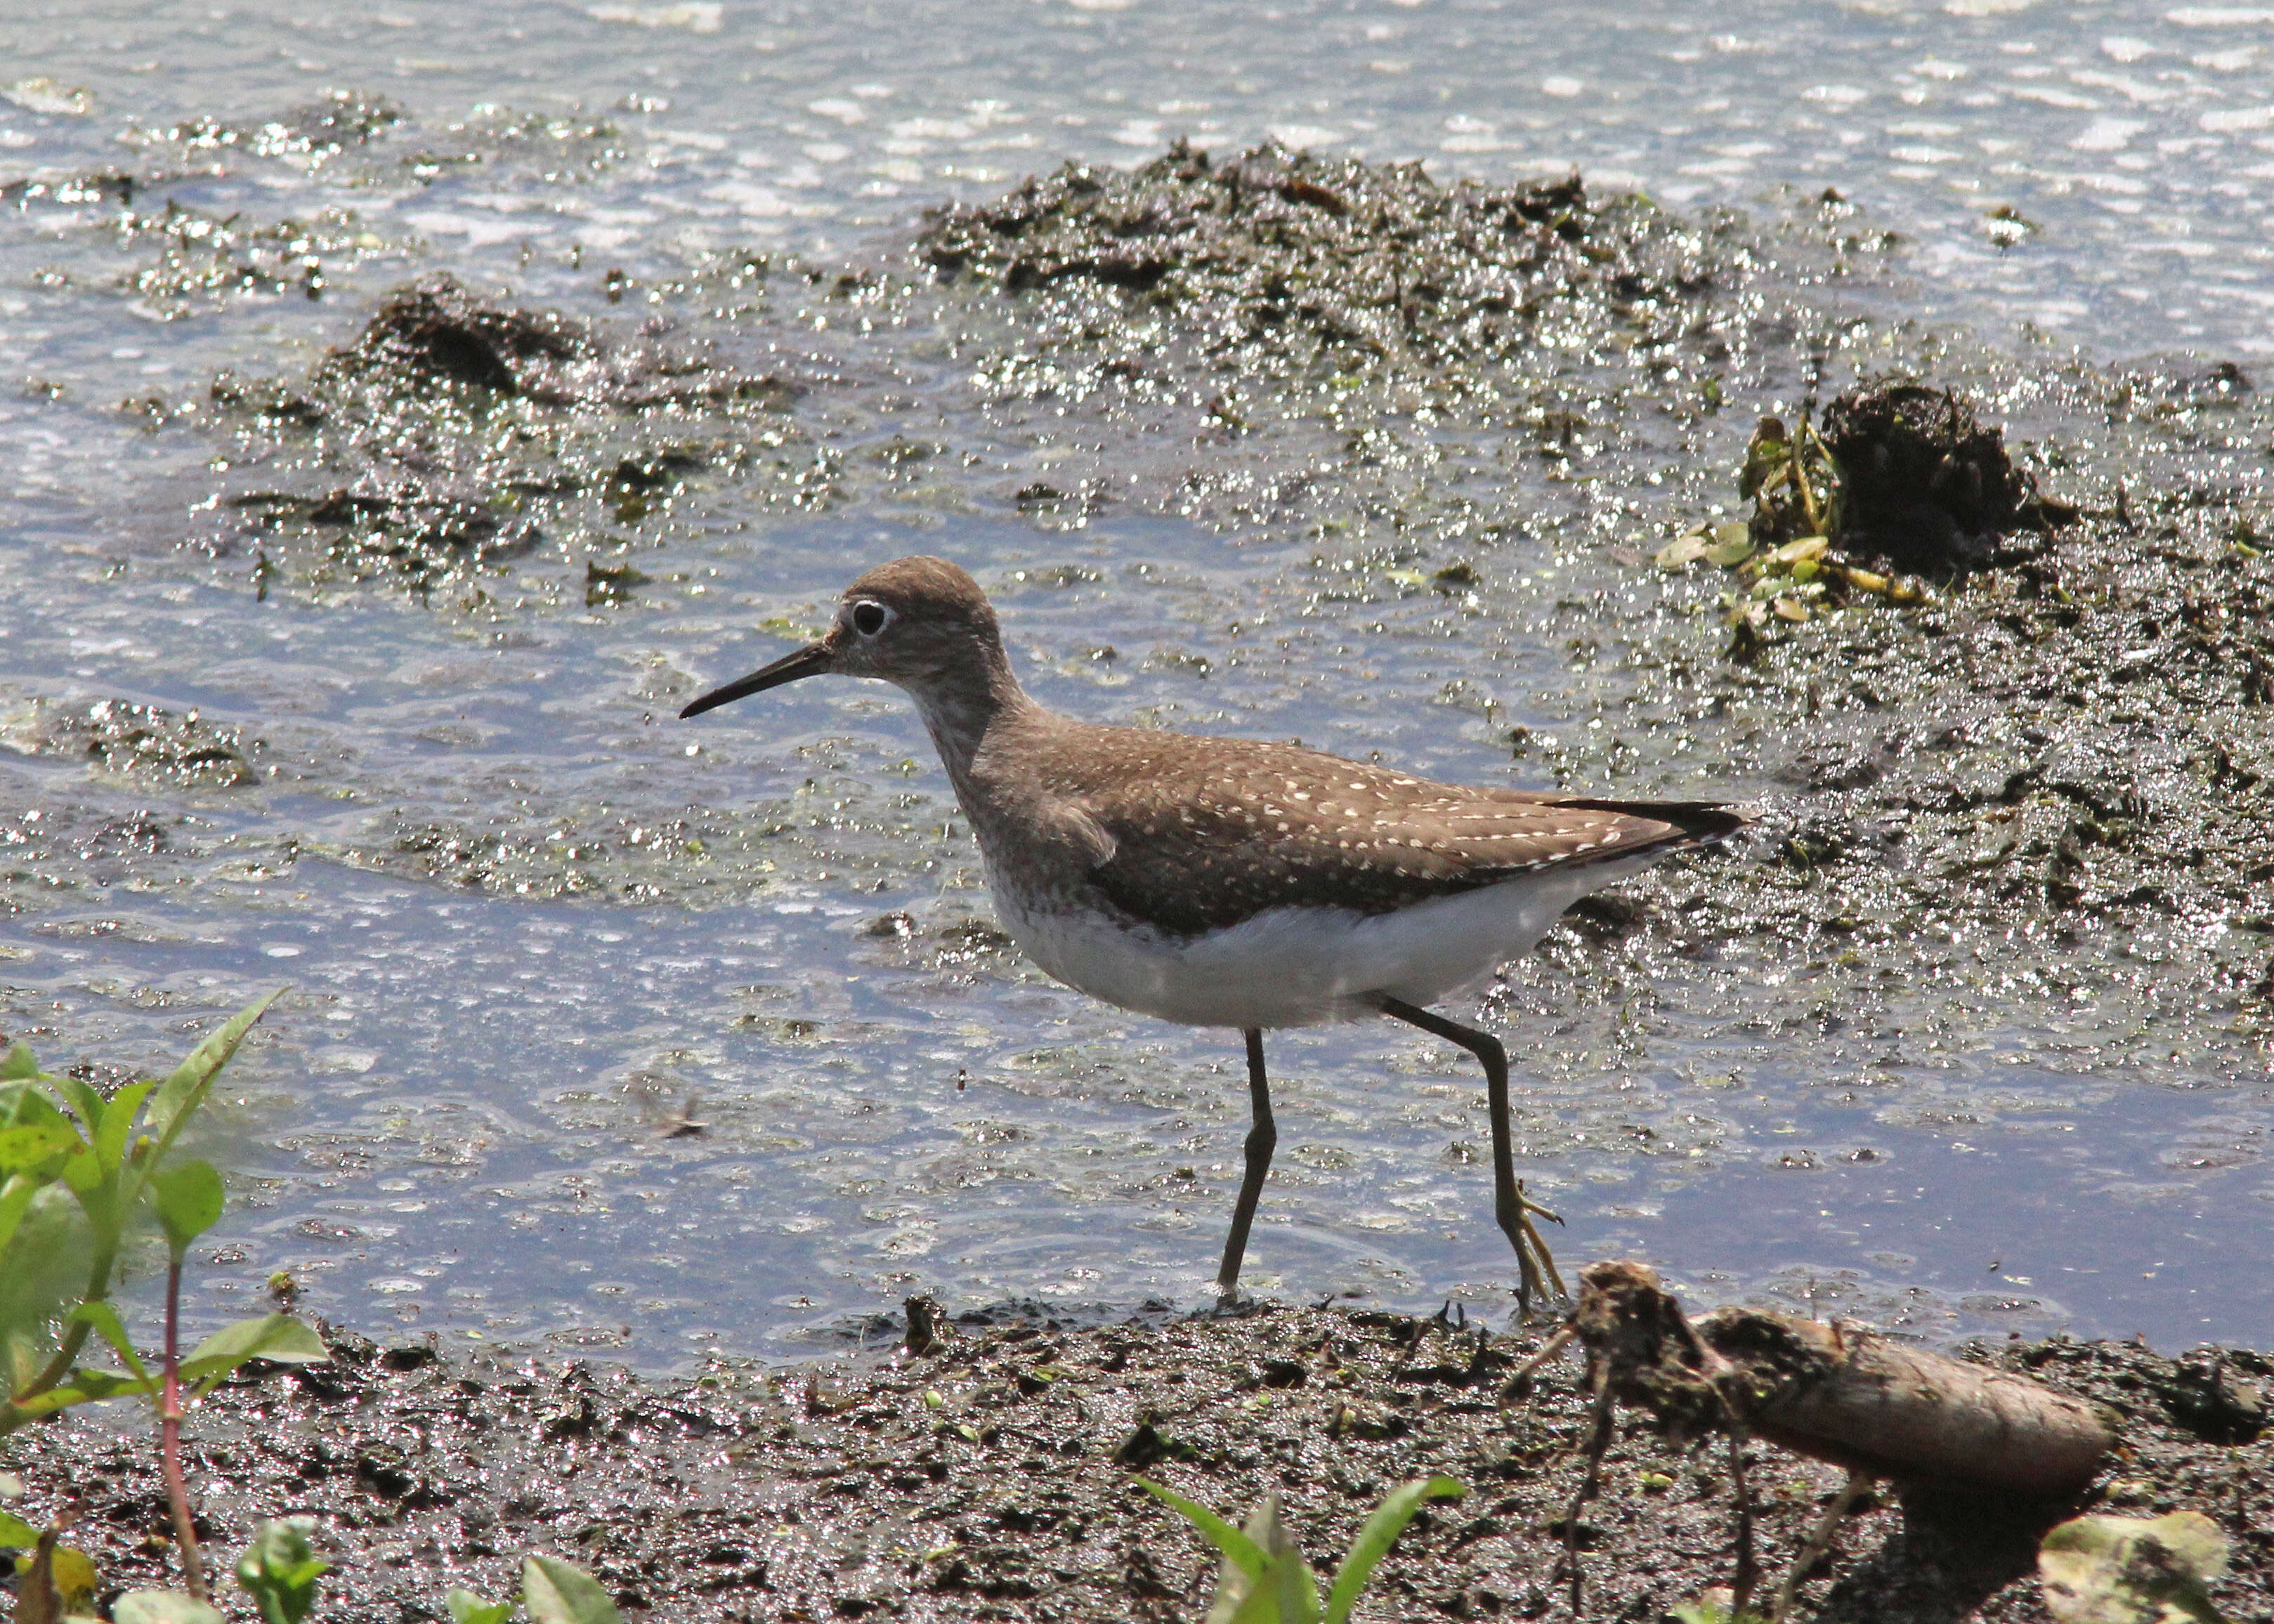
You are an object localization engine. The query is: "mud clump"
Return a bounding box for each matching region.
[134,90,407,160]
[227,485,542,575]
[1820,381,2076,572]
[1,696,259,790]
[325,274,587,399]
[311,272,789,412]
[204,274,811,591]
[920,140,1705,376]
[12,1306,2270,1624]
[2110,353,2252,407]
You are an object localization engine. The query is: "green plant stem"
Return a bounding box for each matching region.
[1789,414,1823,536]
[160,1254,209,1602]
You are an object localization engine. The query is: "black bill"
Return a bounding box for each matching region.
[679,641,833,719]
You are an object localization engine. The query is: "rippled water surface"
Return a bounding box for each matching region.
[3,0,2270,1367]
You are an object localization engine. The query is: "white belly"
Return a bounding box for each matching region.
[990,858,1654,1029]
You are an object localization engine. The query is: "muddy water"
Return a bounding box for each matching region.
[2,2,2270,1370]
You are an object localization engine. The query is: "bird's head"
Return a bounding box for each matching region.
[679,556,1007,718]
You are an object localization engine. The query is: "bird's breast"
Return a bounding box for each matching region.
[979,861,1647,1030]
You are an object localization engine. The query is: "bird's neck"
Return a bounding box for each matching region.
[905,639,1041,790]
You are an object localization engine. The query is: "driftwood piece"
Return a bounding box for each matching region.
[1696,1304,2115,1496]
[1569,1262,2116,1498]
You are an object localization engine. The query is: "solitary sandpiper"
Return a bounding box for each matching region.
[682,556,1746,1309]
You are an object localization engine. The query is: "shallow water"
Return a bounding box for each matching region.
[3,0,2270,1368]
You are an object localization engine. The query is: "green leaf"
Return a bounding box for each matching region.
[148,1160,225,1255]
[46,1543,99,1610]
[0,1172,44,1259]
[1766,535,1829,567]
[522,1553,625,1624]
[0,1085,91,1203]
[2040,1511,2230,1624]
[1229,1571,1286,1624]
[48,1074,110,1146]
[1655,534,1711,570]
[0,1082,79,1132]
[179,1314,327,1389]
[0,1044,37,1081]
[8,1367,152,1417]
[0,1121,80,1175]
[1137,1479,1267,1583]
[1274,1546,1322,1624]
[65,1302,155,1389]
[91,1080,155,1179]
[136,992,284,1197]
[1324,1477,1465,1624]
[0,1510,41,1547]
[1210,1495,1321,1624]
[113,1591,228,1624]
[1668,1604,1767,1624]
[235,1517,330,1624]
[446,1588,515,1624]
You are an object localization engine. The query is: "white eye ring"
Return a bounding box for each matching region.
[849,600,891,636]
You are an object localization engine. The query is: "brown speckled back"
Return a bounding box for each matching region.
[1018,719,1743,937]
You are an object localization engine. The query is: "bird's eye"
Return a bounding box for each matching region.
[851,601,889,636]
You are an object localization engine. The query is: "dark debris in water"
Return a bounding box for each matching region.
[127,90,408,161]
[1690,485,2274,961]
[13,1307,2270,1623]
[227,484,544,575]
[201,273,813,593]
[1,695,260,790]
[1819,381,2077,574]
[108,201,384,309]
[353,811,726,903]
[315,273,792,412]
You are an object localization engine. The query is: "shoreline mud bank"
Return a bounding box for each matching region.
[12,1301,2270,1623]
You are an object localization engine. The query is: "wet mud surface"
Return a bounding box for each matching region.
[12,1308,2270,1624]
[2,124,2270,1359]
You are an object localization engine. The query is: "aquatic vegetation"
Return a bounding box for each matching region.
[0,993,325,1606]
[0,991,322,1439]
[1654,379,2079,644]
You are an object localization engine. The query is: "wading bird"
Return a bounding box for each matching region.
[682,556,1744,1307]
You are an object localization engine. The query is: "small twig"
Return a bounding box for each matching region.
[1392,1312,1434,1375]
[1501,1321,1578,1401]
[1555,1362,1619,1613]
[1683,1339,1763,1619]
[19,1523,65,1624]
[1465,1325,1494,1382]
[1770,1467,1873,1623]
[1724,1428,1758,1620]
[159,1255,208,1602]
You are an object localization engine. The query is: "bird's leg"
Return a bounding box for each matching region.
[1215,1028,1277,1306]
[1375,995,1567,1312]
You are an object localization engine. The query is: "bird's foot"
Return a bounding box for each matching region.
[1210,1283,1259,1319]
[1509,1180,1569,1318]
